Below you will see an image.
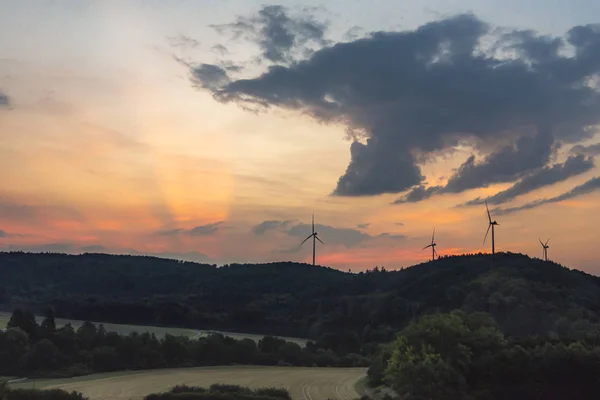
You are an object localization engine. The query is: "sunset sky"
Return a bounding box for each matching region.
[1,0,600,272]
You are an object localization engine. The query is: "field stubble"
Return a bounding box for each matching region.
[12,366,366,400]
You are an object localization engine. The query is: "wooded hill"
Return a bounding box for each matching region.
[1,251,600,347]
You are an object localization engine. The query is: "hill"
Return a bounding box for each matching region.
[1,251,600,345]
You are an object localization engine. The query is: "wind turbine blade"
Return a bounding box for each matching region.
[432,227,435,244]
[300,234,313,245]
[312,214,315,234]
[422,244,433,250]
[315,236,324,244]
[483,224,491,246]
[485,200,492,223]
[539,238,544,247]
[434,248,439,258]
[545,238,551,246]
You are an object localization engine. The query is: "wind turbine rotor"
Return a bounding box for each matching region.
[485,200,492,224]
[483,224,492,246]
[301,234,313,245]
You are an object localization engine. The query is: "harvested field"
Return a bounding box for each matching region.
[0,312,306,345]
[13,366,366,400]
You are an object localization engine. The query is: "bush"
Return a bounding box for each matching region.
[171,386,207,394]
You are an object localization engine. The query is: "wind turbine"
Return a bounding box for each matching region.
[422,228,438,261]
[483,200,499,254]
[300,214,324,266]
[539,238,550,261]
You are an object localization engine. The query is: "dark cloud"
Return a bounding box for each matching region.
[357,223,370,229]
[252,220,293,235]
[191,64,230,90]
[210,5,329,64]
[189,222,223,236]
[571,143,600,156]
[286,222,369,247]
[441,132,556,194]
[493,176,600,215]
[394,185,441,204]
[211,44,229,55]
[194,14,600,197]
[343,26,364,41]
[168,34,200,49]
[156,222,223,237]
[0,91,9,107]
[253,219,406,248]
[465,154,595,205]
[0,197,84,224]
[395,222,405,226]
[377,232,408,240]
[0,229,7,238]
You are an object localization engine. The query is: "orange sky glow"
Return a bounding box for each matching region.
[1,1,600,273]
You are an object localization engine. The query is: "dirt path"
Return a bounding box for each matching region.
[42,366,366,400]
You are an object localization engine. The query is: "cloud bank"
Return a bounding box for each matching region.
[465,154,595,205]
[157,221,224,236]
[252,219,405,248]
[493,176,600,215]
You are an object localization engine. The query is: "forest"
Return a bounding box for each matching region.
[369,310,600,400]
[2,251,600,344]
[0,309,367,377]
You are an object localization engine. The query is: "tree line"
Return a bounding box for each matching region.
[0,309,367,378]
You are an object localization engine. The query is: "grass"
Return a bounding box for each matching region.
[11,366,367,400]
[0,312,306,345]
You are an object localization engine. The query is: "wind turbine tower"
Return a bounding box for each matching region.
[539,238,550,261]
[483,200,499,254]
[422,228,438,261]
[301,214,324,266]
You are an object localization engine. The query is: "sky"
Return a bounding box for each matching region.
[1,0,600,272]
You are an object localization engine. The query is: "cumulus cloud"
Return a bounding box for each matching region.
[0,229,7,238]
[253,219,406,248]
[192,64,230,90]
[252,219,293,235]
[465,154,595,205]
[441,133,556,194]
[493,176,600,215]
[193,14,600,198]
[167,34,200,49]
[571,143,600,156]
[357,223,370,229]
[210,5,329,64]
[157,222,223,237]
[394,185,442,204]
[0,91,9,107]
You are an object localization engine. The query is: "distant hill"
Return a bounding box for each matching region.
[1,251,600,343]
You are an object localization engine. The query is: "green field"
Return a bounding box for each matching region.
[0,312,307,345]
[10,366,367,400]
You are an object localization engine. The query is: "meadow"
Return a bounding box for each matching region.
[0,312,307,345]
[9,366,367,400]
